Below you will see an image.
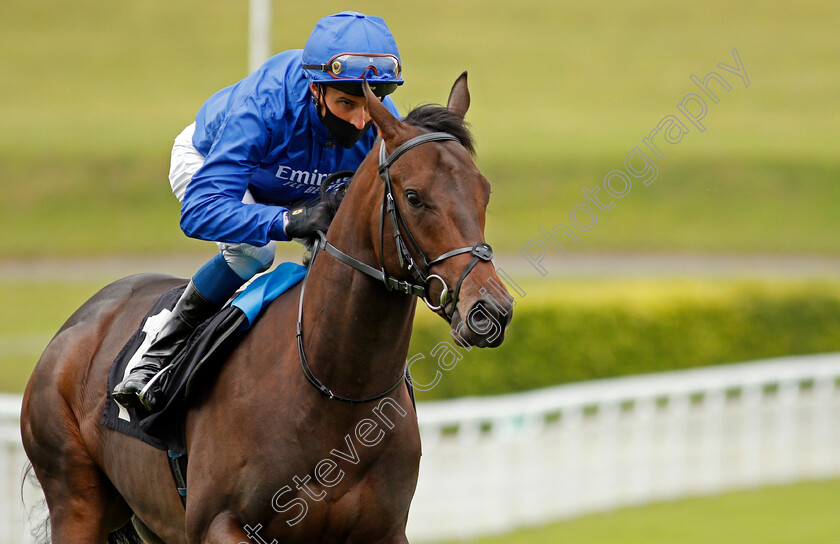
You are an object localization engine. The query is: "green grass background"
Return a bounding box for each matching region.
[2,3,838,541]
[1,0,838,256]
[441,479,840,544]
[6,0,837,388]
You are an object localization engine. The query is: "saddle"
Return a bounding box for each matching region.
[101,262,307,454]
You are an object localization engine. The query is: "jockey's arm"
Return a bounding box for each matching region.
[180,95,290,246]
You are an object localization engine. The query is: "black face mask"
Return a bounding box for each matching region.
[316,89,371,149]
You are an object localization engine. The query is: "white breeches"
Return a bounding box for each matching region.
[169,123,276,279]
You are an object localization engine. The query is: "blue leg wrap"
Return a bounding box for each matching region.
[192,253,248,305]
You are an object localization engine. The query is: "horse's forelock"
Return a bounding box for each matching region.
[403,104,475,156]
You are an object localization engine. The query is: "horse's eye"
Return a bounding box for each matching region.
[405,190,423,208]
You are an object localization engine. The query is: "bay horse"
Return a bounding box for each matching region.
[20,73,513,544]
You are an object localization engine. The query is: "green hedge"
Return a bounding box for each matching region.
[406,280,840,400]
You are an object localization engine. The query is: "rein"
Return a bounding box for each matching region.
[296,131,494,403]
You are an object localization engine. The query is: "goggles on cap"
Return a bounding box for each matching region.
[304,53,401,81]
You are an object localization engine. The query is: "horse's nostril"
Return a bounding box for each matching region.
[471,314,490,332]
[466,300,502,340]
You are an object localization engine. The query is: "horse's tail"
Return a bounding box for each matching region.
[21,462,50,544]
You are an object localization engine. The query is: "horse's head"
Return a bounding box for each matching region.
[344,73,513,348]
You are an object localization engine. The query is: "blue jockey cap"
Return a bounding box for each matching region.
[302,12,403,96]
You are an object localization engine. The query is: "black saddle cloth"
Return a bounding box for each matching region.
[101,268,416,455]
[101,285,247,454]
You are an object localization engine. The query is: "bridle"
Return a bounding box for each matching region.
[296,131,494,403]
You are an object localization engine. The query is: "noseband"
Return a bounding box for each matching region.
[296,131,494,403]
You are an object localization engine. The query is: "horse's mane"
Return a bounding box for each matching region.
[403,104,475,156]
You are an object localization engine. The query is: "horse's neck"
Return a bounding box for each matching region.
[299,223,417,399]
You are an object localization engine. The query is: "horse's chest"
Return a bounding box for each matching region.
[260,412,421,541]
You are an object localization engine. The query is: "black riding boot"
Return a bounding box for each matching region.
[112,281,217,411]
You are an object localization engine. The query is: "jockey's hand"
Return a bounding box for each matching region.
[284,202,333,240]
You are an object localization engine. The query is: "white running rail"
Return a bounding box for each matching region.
[1,394,35,544]
[3,354,840,543]
[406,353,840,542]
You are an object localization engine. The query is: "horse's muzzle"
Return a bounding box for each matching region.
[451,295,513,348]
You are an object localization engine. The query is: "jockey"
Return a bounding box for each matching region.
[112,11,404,411]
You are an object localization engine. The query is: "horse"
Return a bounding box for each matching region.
[20,73,513,544]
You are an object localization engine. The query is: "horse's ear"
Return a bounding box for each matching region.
[363,80,403,143]
[447,71,470,118]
